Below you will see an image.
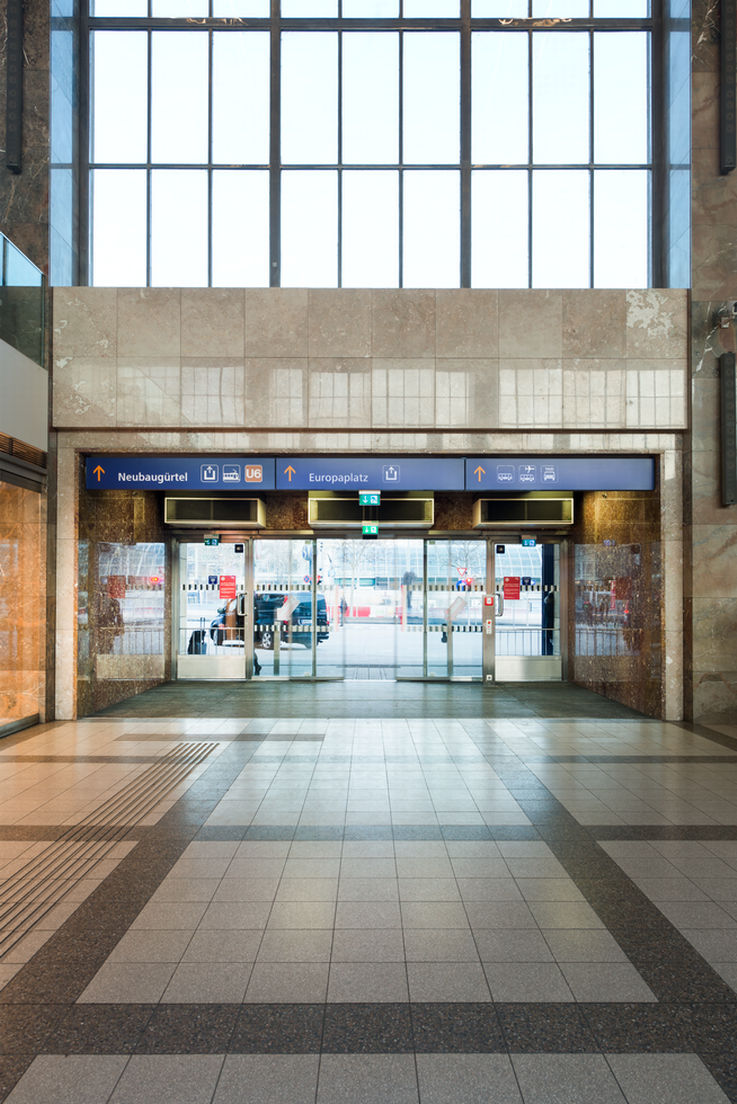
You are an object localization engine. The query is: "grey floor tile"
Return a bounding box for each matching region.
[257,929,333,962]
[338,878,399,901]
[213,1055,320,1104]
[516,879,586,902]
[399,901,469,928]
[541,928,627,962]
[149,879,221,904]
[331,928,405,961]
[268,901,337,929]
[131,902,209,930]
[485,962,573,1002]
[199,902,271,929]
[276,878,339,902]
[464,901,537,929]
[108,930,191,963]
[654,901,737,928]
[416,1054,522,1104]
[560,963,657,1002]
[605,1054,731,1104]
[455,878,523,902]
[528,901,605,929]
[681,928,737,960]
[317,1054,419,1104]
[475,929,553,962]
[78,963,176,1003]
[398,878,461,902]
[334,900,402,928]
[161,962,252,1002]
[213,878,281,902]
[512,1054,627,1104]
[403,927,479,962]
[407,962,491,1002]
[182,929,263,962]
[109,1055,225,1104]
[326,961,410,1002]
[244,962,329,1002]
[4,1056,128,1104]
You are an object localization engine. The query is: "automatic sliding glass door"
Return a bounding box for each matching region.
[176,541,249,679]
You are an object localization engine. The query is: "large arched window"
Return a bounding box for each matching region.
[86,1,654,287]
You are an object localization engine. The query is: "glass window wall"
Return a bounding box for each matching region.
[86,4,654,289]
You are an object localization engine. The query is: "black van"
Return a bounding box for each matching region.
[209,592,330,650]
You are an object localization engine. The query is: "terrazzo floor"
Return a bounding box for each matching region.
[1,682,737,1102]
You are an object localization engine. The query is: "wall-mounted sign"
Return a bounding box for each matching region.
[85,456,276,491]
[466,457,655,491]
[278,457,465,491]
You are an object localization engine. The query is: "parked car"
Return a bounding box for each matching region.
[209,592,329,650]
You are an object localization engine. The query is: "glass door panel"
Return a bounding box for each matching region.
[176,541,247,679]
[493,541,561,680]
[253,539,319,677]
[316,538,425,678]
[426,540,485,678]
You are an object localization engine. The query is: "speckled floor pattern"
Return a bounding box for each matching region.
[1,683,736,1102]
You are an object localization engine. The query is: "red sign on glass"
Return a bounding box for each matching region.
[219,575,237,600]
[503,576,521,600]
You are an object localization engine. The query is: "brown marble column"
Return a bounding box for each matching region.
[687,0,737,722]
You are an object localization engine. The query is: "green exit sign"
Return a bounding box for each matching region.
[362,523,379,537]
[204,536,220,546]
[359,491,381,506]
[521,538,537,547]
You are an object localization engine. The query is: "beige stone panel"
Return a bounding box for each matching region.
[498,290,562,359]
[371,290,436,358]
[307,360,372,429]
[244,358,307,429]
[435,290,498,358]
[53,357,117,427]
[181,289,246,357]
[625,290,688,359]
[117,289,181,357]
[499,360,562,429]
[245,289,309,357]
[371,359,435,428]
[308,290,372,358]
[562,361,625,429]
[53,288,117,359]
[116,358,182,426]
[434,359,498,429]
[180,359,246,427]
[562,290,626,358]
[691,526,737,598]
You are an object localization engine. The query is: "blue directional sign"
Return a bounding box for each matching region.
[277,457,466,491]
[86,456,276,491]
[465,457,655,492]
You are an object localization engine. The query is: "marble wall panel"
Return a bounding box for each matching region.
[307,360,372,429]
[117,290,181,358]
[245,289,309,357]
[0,482,46,727]
[371,360,436,428]
[569,488,664,718]
[53,288,116,359]
[691,526,737,597]
[371,291,435,358]
[499,360,563,429]
[180,359,246,427]
[435,360,498,429]
[116,359,182,426]
[244,358,308,428]
[181,289,245,357]
[436,290,498,358]
[52,356,117,427]
[52,288,688,434]
[561,362,625,429]
[625,290,689,359]
[562,291,626,358]
[308,290,372,358]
